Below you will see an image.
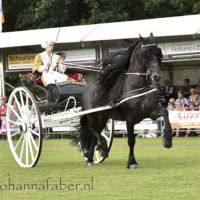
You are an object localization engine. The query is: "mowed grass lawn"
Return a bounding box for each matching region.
[0,137,200,200]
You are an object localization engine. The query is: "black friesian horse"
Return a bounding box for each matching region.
[75,33,172,168]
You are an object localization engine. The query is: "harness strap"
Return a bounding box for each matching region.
[126,69,151,80]
[126,72,146,76]
[117,87,157,106]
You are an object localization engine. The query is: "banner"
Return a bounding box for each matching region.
[64,49,96,66]
[158,40,200,61]
[169,110,200,128]
[7,53,37,70]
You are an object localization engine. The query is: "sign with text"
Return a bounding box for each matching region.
[8,53,36,70]
[64,49,96,66]
[169,110,200,128]
[158,40,200,61]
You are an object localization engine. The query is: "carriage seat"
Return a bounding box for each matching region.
[19,72,86,87]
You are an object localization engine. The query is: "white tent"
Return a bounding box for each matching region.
[0,14,200,48]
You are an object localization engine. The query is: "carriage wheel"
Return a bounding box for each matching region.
[81,119,114,164]
[6,87,43,168]
[93,119,114,164]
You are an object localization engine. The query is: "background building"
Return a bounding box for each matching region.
[1,14,200,97]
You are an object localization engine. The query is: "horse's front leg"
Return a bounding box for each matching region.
[151,107,173,149]
[159,107,173,148]
[126,122,138,169]
[86,126,109,166]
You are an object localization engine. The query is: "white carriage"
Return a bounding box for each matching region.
[6,74,114,168]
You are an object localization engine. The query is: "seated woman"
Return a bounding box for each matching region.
[56,51,86,84]
[32,40,74,87]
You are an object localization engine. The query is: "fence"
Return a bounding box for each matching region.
[1,111,200,139]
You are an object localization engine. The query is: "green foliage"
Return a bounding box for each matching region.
[2,0,200,31]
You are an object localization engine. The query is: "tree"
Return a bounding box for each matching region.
[82,0,145,24]
[2,0,200,32]
[3,0,90,31]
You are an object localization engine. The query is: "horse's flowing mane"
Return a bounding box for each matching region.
[96,40,140,105]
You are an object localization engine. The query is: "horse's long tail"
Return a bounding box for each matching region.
[72,115,93,153]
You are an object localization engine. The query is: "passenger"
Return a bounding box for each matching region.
[32,40,73,86]
[56,51,86,84]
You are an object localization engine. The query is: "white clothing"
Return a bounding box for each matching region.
[43,71,68,85]
[39,51,68,86]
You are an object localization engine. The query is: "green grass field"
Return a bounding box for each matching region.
[0,137,200,200]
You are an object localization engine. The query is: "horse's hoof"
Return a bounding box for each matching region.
[162,137,173,149]
[128,164,139,169]
[162,131,173,149]
[163,141,173,149]
[100,150,109,159]
[87,162,94,167]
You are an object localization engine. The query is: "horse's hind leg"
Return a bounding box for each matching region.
[86,115,109,166]
[126,122,138,169]
[86,135,97,166]
[159,107,173,148]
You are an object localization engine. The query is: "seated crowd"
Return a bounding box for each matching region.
[157,78,200,111]
[157,78,200,137]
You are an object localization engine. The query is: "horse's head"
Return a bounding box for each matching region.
[139,33,162,82]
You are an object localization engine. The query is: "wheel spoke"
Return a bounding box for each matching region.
[26,94,29,107]
[28,128,40,137]
[95,150,101,161]
[28,134,35,162]
[26,134,29,165]
[19,134,26,161]
[8,104,23,123]
[14,134,24,151]
[29,133,39,152]
[11,130,21,138]
[7,119,20,126]
[19,90,25,108]
[101,131,110,143]
[14,95,23,117]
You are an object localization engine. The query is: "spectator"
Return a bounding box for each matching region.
[0,97,7,115]
[195,78,200,102]
[0,97,7,131]
[167,98,175,110]
[155,82,167,107]
[182,78,191,98]
[175,90,189,108]
[162,79,174,102]
[188,88,199,110]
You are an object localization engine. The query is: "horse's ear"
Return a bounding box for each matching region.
[149,32,155,43]
[139,34,145,44]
